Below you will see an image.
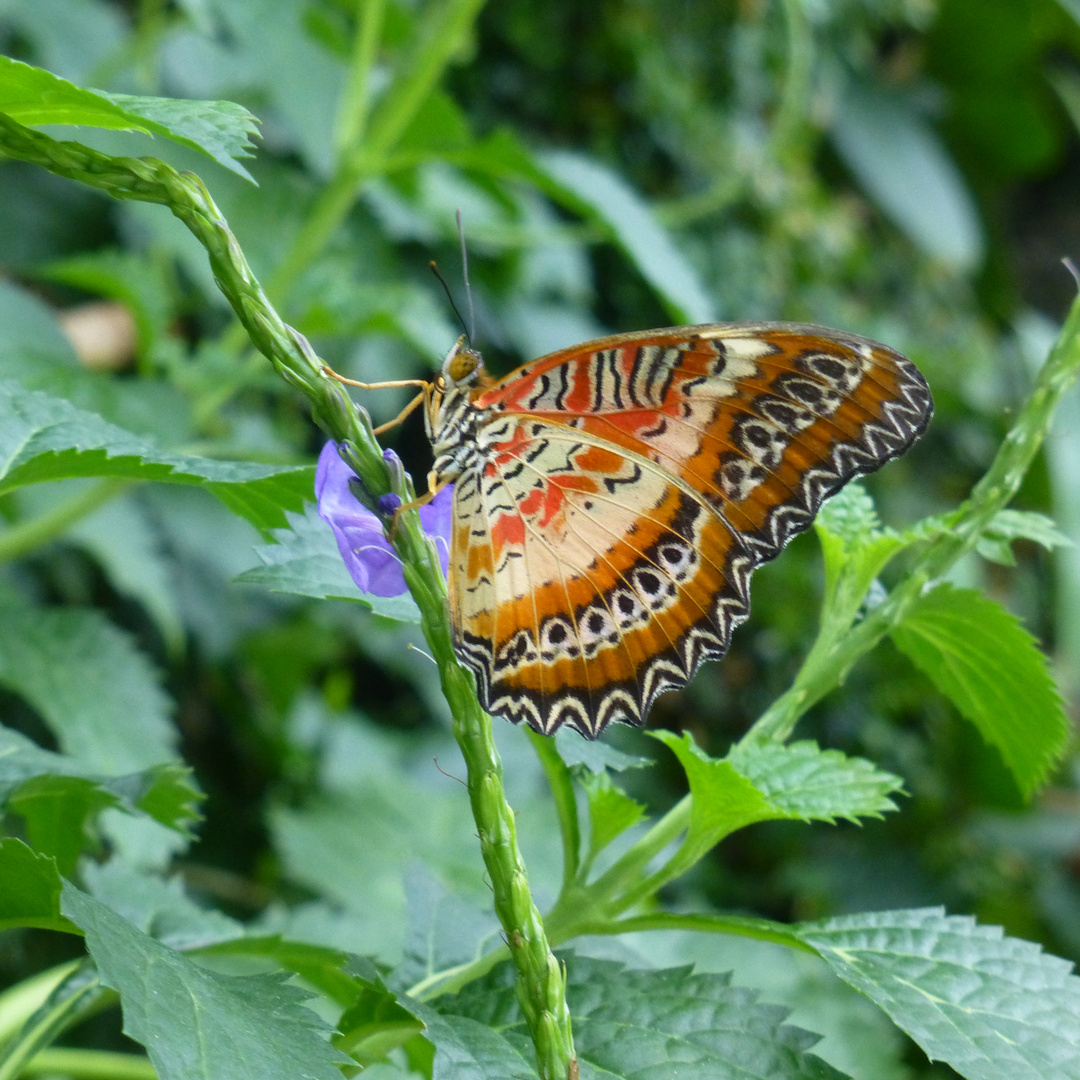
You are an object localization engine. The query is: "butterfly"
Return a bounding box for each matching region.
[389,322,932,739]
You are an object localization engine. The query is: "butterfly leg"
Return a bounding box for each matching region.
[321,365,428,392]
[321,366,432,435]
[389,473,450,537]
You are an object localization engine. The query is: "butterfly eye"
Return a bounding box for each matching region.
[447,349,480,383]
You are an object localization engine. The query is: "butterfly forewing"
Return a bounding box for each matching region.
[445,322,932,738]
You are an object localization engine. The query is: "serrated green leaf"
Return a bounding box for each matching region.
[0,723,200,874]
[726,741,903,825]
[652,730,776,866]
[339,985,423,1065]
[270,779,483,963]
[439,957,847,1080]
[890,584,1068,797]
[582,772,646,860]
[394,866,501,995]
[798,908,1080,1080]
[237,507,422,623]
[983,509,1074,552]
[553,727,650,774]
[0,607,174,772]
[0,838,75,933]
[539,150,715,324]
[8,773,115,874]
[0,381,312,529]
[654,733,900,869]
[0,55,258,179]
[409,1001,537,1080]
[815,484,906,623]
[82,861,241,949]
[975,535,1019,566]
[61,882,353,1080]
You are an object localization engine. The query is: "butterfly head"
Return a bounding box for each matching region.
[427,336,492,481]
[439,334,487,390]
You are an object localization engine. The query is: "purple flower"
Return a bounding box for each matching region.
[315,442,452,597]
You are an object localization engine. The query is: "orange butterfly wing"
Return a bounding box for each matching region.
[447,323,932,737]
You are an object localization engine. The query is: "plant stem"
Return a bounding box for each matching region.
[18,1049,155,1080]
[0,113,576,1080]
[334,0,387,158]
[265,0,487,304]
[563,911,817,954]
[0,964,109,1080]
[0,480,133,563]
[528,730,581,891]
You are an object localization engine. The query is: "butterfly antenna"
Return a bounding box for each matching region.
[429,260,471,343]
[456,208,477,344]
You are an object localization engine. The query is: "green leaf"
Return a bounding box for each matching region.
[0,279,78,369]
[270,778,483,964]
[651,730,775,866]
[890,584,1068,797]
[60,882,353,1080]
[441,957,847,1080]
[974,507,1074,567]
[798,908,1080,1080]
[0,838,75,933]
[816,483,889,548]
[82,861,242,949]
[581,772,646,861]
[335,965,423,1064]
[815,484,905,622]
[553,728,650,774]
[0,726,201,873]
[726,741,903,825]
[982,509,1074,553]
[0,606,174,772]
[0,55,258,180]
[831,80,984,270]
[409,1002,537,1080]
[393,866,500,995]
[0,381,312,530]
[539,150,715,324]
[237,507,422,623]
[653,733,901,869]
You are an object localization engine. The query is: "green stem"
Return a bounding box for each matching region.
[770,0,814,171]
[562,912,817,954]
[744,288,1080,746]
[528,730,581,892]
[412,908,817,1003]
[0,480,133,562]
[0,964,110,1080]
[544,795,691,940]
[265,0,487,303]
[0,964,79,1049]
[407,942,511,1001]
[335,0,387,157]
[0,112,575,1080]
[18,1049,155,1080]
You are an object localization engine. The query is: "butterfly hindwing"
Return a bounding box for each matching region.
[448,414,747,736]
[447,322,932,737]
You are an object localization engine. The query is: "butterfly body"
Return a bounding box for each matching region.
[424,323,932,739]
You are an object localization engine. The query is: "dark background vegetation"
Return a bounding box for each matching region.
[2,1,1079,1076]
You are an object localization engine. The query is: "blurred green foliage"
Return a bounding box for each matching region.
[1,1,1080,1078]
